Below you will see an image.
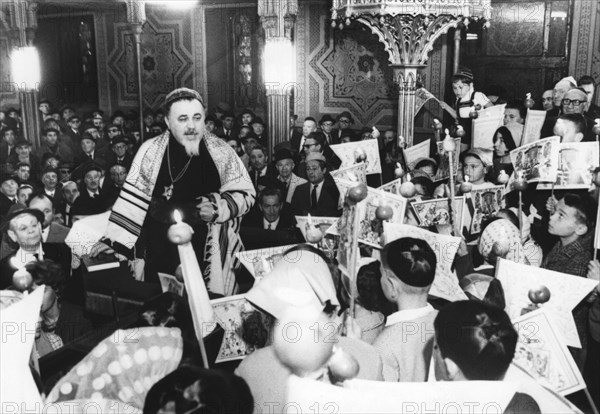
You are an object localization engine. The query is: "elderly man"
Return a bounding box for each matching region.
[103,88,255,295]
[558,89,595,141]
[274,148,306,204]
[58,180,79,227]
[290,117,318,153]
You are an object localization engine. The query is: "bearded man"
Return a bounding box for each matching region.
[103,88,255,295]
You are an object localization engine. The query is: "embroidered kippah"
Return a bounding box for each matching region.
[164,87,204,108]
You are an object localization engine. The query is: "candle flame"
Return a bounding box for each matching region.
[464,175,470,182]
[595,118,600,126]
[173,209,183,224]
[526,93,531,99]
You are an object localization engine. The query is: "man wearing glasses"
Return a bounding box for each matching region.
[560,88,595,141]
[333,111,354,143]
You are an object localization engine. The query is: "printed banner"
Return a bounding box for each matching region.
[510,136,560,183]
[331,139,382,175]
[537,142,599,190]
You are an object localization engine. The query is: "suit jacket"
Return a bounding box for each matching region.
[280,173,307,204]
[35,143,74,164]
[289,132,305,154]
[249,164,277,189]
[215,127,238,139]
[105,152,134,169]
[241,203,297,230]
[290,176,342,217]
[71,188,110,216]
[0,242,72,289]
[0,193,17,221]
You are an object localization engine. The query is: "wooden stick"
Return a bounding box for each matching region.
[584,387,599,414]
[518,191,523,243]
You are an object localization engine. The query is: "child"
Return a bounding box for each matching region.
[440,67,492,149]
[503,100,525,146]
[543,193,596,276]
[373,237,438,382]
[492,126,517,177]
[433,301,540,413]
[544,193,596,370]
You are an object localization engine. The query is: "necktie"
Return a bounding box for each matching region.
[267,223,272,230]
[88,153,93,159]
[311,184,318,208]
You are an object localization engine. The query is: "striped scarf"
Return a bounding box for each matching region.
[106,130,255,295]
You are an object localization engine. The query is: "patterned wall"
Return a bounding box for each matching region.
[569,0,600,105]
[295,2,446,131]
[98,5,198,113]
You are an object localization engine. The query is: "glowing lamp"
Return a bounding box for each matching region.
[263,37,296,89]
[11,47,40,91]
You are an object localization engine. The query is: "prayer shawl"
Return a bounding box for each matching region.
[106,130,255,296]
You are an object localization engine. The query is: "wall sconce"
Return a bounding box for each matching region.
[11,46,40,91]
[263,37,296,91]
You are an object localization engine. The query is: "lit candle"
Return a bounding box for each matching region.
[305,214,323,244]
[168,210,215,338]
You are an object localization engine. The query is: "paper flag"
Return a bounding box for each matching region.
[336,198,362,295]
[512,308,585,396]
[235,245,296,280]
[411,196,466,231]
[286,375,517,413]
[211,294,253,363]
[158,272,185,296]
[330,139,382,175]
[0,287,45,410]
[403,139,431,171]
[433,138,461,182]
[505,363,583,413]
[495,258,599,348]
[521,109,547,146]
[377,178,403,196]
[415,87,440,114]
[295,216,338,241]
[478,103,507,120]
[468,185,506,235]
[510,136,561,183]
[328,183,408,248]
[330,162,367,184]
[383,222,467,302]
[537,142,599,190]
[472,114,504,149]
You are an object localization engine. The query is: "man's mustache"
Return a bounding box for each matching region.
[184,129,197,135]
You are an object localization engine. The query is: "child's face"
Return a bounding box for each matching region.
[548,199,585,238]
[452,81,470,99]
[503,108,523,125]
[494,133,508,157]
[463,156,486,184]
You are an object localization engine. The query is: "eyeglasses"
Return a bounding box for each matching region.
[562,98,584,107]
[303,143,317,149]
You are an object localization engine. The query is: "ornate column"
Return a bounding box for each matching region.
[258,0,298,159]
[332,1,490,147]
[4,0,41,148]
[124,0,146,142]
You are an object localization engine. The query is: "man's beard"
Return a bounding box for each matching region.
[174,133,201,156]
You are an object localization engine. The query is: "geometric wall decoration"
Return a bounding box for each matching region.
[107,9,194,110]
[487,2,545,56]
[298,2,397,129]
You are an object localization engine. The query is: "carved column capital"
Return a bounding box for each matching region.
[258,0,298,39]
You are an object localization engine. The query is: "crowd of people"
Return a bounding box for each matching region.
[0,67,599,413]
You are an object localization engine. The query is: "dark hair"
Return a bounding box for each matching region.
[562,192,597,229]
[495,208,519,228]
[578,75,595,87]
[414,158,438,173]
[492,126,517,153]
[450,73,473,85]
[26,259,66,295]
[505,100,526,121]
[381,237,436,288]
[558,113,587,133]
[304,116,317,124]
[258,187,282,204]
[434,301,517,380]
[339,129,355,140]
[144,364,254,414]
[356,261,394,315]
[411,176,434,197]
[28,192,55,210]
[249,145,267,156]
[240,309,275,350]
[306,132,326,147]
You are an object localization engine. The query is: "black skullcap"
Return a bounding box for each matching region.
[382,237,436,287]
[274,148,294,163]
[164,87,204,109]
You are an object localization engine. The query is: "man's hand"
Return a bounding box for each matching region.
[89,241,127,261]
[196,197,217,222]
[546,195,558,214]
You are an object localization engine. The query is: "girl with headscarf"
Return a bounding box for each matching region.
[492,126,517,179]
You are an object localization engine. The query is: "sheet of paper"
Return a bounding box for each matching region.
[495,258,598,348]
[512,308,586,396]
[510,136,560,183]
[235,245,296,280]
[468,185,506,234]
[411,196,466,231]
[211,294,253,363]
[521,109,547,146]
[537,142,599,190]
[472,115,504,149]
[331,139,382,175]
[403,139,431,170]
[383,222,467,302]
